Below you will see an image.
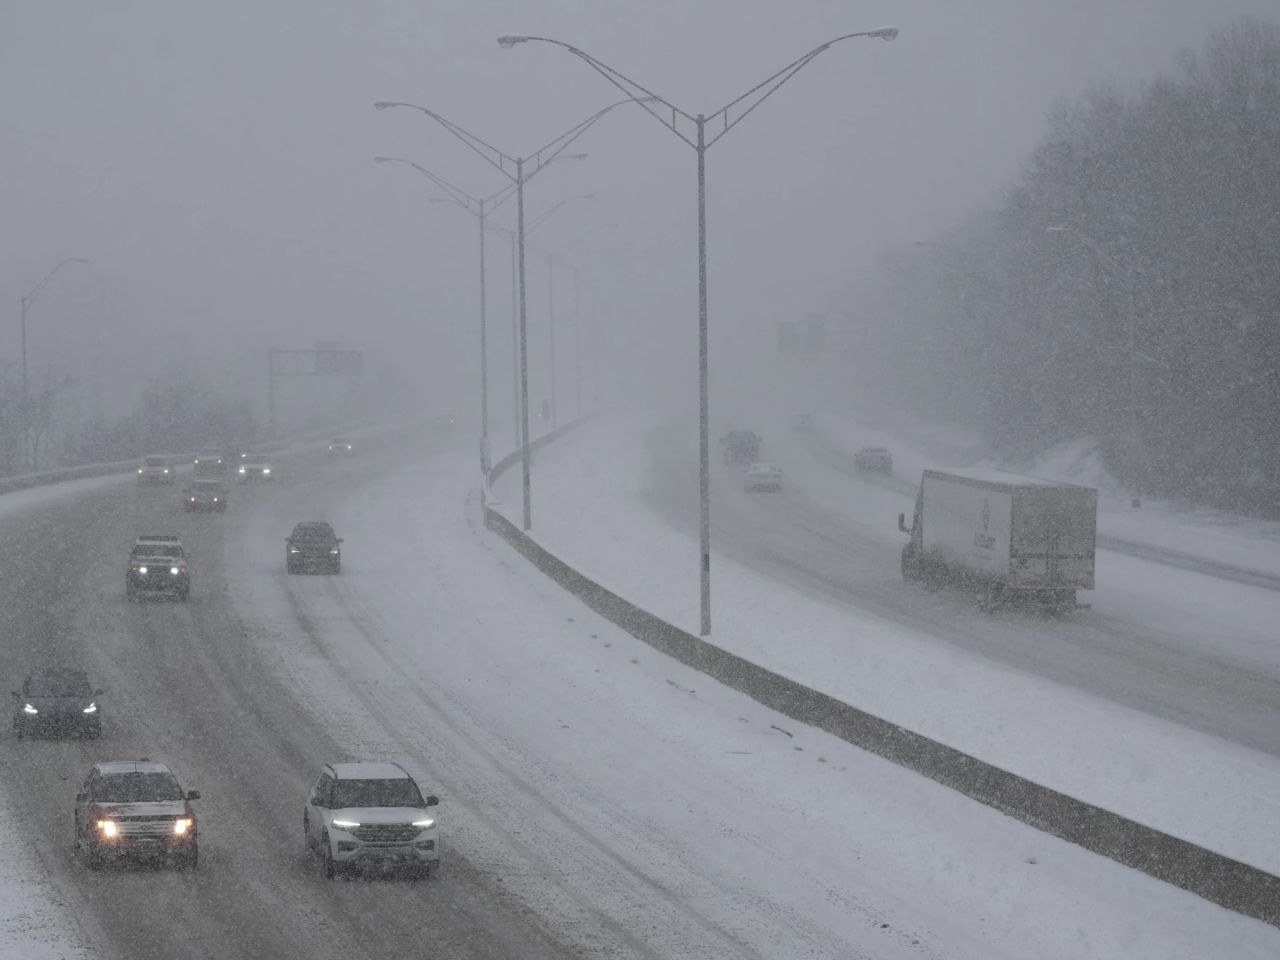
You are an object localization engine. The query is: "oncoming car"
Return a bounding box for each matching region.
[304,762,440,879]
[238,458,274,482]
[744,462,783,493]
[75,760,199,869]
[286,522,341,574]
[184,479,227,512]
[126,536,190,601]
[136,455,174,485]
[13,668,102,740]
[328,438,354,457]
[192,447,225,477]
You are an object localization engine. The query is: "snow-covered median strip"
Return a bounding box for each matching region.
[488,413,1280,882]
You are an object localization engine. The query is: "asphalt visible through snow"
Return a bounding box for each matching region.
[0,428,572,960]
[644,427,1280,759]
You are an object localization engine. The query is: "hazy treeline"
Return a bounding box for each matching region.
[0,375,256,476]
[869,17,1279,512]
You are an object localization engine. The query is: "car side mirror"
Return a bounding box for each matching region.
[898,512,908,533]
[94,689,103,696]
[337,538,344,544]
[186,790,200,801]
[425,795,439,806]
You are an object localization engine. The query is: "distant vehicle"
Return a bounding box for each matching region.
[743,462,783,492]
[303,761,440,879]
[720,430,761,466]
[899,468,1097,613]
[137,455,175,485]
[193,447,226,477]
[126,535,190,601]
[435,414,457,429]
[854,447,893,474]
[791,413,815,433]
[328,438,354,457]
[184,479,227,512]
[287,522,342,574]
[75,760,199,869]
[13,668,102,740]
[238,457,274,483]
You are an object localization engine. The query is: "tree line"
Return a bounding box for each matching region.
[865,16,1279,514]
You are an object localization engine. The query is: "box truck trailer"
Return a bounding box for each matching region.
[898,468,1097,613]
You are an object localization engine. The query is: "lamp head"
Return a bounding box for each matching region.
[374,156,392,163]
[374,101,394,111]
[866,26,899,41]
[497,34,529,49]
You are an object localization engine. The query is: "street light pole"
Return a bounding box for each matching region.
[376,97,647,531]
[500,26,898,635]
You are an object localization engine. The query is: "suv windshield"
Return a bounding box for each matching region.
[93,772,184,803]
[292,524,333,542]
[144,457,166,467]
[132,545,184,559]
[28,673,91,697]
[331,779,424,808]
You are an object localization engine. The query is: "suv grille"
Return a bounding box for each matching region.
[351,824,419,843]
[117,816,180,837]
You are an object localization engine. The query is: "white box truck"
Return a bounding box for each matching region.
[898,468,1097,612]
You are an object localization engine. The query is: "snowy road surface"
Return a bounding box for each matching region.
[1,425,1276,958]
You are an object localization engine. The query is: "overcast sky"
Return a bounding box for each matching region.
[3,0,1275,424]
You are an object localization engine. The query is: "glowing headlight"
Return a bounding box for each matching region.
[412,819,434,829]
[262,468,270,474]
[138,469,143,474]
[329,548,339,554]
[23,703,37,715]
[170,566,180,575]
[213,497,219,502]
[98,820,118,837]
[172,818,192,835]
[163,468,169,473]
[290,548,300,554]
[239,467,245,473]
[83,703,97,714]
[331,819,360,829]
[138,566,148,574]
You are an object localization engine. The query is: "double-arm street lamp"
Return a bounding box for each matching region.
[544,222,617,428]
[21,258,89,399]
[375,156,516,477]
[375,96,651,530]
[499,26,899,635]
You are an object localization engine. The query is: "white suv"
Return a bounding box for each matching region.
[303,762,440,879]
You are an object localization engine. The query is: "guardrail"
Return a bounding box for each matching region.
[482,418,1280,927]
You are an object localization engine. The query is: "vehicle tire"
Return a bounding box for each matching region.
[303,815,312,856]
[185,844,198,870]
[86,842,103,871]
[330,562,340,575]
[15,720,24,740]
[286,561,298,575]
[177,589,190,603]
[321,833,336,879]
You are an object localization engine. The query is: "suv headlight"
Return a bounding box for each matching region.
[170,566,180,575]
[331,819,360,829]
[83,703,97,714]
[412,819,434,829]
[239,467,245,473]
[173,818,192,835]
[98,820,118,837]
[262,468,270,474]
[23,703,37,714]
[138,566,148,574]
[329,548,339,554]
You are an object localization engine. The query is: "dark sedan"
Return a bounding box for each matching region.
[13,668,102,739]
[287,522,342,574]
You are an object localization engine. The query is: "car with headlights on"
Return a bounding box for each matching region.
[136,455,175,485]
[126,536,190,600]
[238,457,274,482]
[183,479,227,512]
[328,438,354,457]
[303,761,440,879]
[286,521,341,574]
[192,446,226,477]
[12,668,102,740]
[743,462,783,492]
[75,760,199,869]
